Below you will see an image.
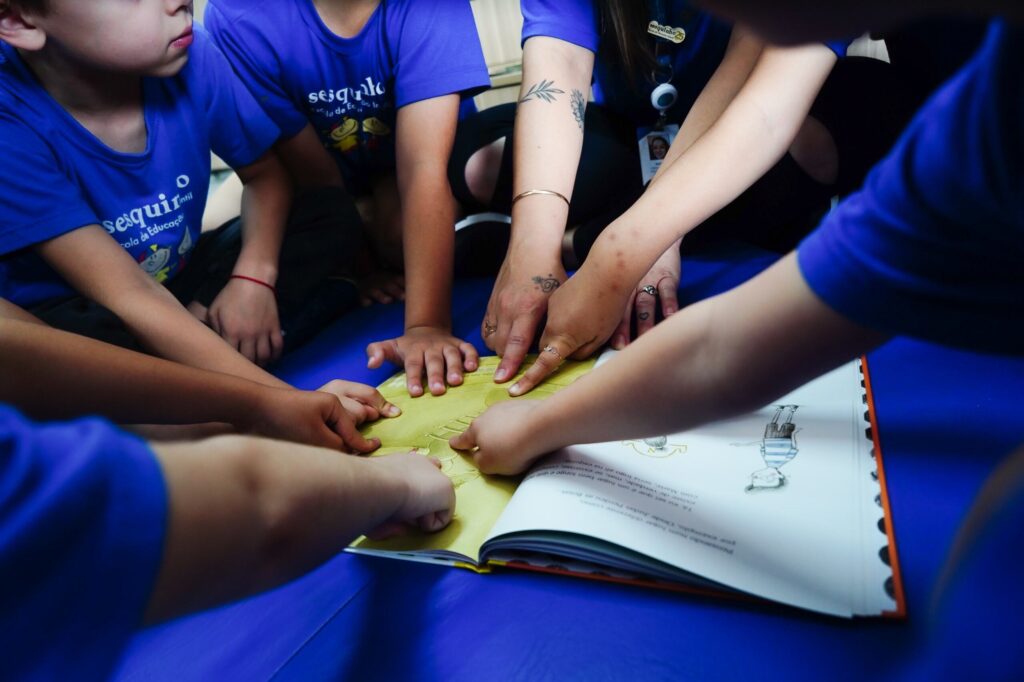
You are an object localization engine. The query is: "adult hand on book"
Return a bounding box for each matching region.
[610,241,681,350]
[484,253,567,385]
[366,453,457,539]
[449,400,552,475]
[508,263,628,397]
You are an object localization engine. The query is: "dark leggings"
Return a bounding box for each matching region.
[448,54,940,266]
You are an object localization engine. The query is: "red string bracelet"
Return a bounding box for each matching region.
[230,274,277,296]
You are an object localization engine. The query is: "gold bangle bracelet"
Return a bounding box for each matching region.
[511,189,570,208]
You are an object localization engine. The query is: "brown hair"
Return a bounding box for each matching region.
[597,0,657,78]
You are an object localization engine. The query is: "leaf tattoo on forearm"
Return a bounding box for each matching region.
[532,274,561,293]
[519,79,565,104]
[571,89,586,131]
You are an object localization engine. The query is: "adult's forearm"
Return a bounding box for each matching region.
[0,318,271,425]
[654,26,765,176]
[532,256,888,449]
[145,436,408,623]
[586,44,837,288]
[510,37,596,257]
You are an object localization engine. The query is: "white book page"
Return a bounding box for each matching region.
[487,361,876,617]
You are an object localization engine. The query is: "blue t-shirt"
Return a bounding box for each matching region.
[205,0,491,195]
[0,26,280,308]
[0,406,167,680]
[521,0,851,128]
[798,21,1024,355]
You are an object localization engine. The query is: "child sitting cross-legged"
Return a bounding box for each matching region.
[0,0,382,448]
[205,0,492,398]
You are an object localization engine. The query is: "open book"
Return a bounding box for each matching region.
[354,354,904,619]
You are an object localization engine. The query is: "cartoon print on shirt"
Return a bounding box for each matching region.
[329,117,360,153]
[327,115,393,155]
[361,116,392,152]
[138,244,172,282]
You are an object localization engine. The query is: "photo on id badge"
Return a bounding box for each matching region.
[638,125,679,186]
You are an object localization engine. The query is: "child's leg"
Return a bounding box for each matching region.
[362,173,405,272]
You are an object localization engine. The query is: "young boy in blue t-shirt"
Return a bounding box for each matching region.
[205,0,492,398]
[0,0,374,420]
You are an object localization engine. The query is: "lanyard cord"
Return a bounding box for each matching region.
[650,0,674,81]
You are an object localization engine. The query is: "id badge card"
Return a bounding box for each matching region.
[638,124,679,186]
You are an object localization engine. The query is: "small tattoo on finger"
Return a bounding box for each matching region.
[638,312,651,321]
[532,274,561,293]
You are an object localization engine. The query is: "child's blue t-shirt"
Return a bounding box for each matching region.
[205,0,491,195]
[0,26,280,308]
[0,405,167,680]
[797,21,1024,355]
[521,0,851,128]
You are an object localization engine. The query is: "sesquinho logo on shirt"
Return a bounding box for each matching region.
[307,76,386,111]
[101,174,195,243]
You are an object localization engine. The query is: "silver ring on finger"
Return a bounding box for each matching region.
[640,285,658,297]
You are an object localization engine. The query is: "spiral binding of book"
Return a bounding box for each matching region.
[859,359,906,616]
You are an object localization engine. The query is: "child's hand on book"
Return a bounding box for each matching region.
[317,379,402,425]
[366,327,480,397]
[366,453,457,539]
[248,386,381,454]
[449,400,550,475]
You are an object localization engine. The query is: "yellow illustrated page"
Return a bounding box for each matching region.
[352,356,595,562]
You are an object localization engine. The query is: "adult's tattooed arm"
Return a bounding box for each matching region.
[482,36,595,383]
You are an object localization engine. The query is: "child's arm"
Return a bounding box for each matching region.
[486,36,596,385]
[0,297,45,325]
[451,254,889,474]
[512,42,842,394]
[365,94,479,397]
[275,123,348,190]
[144,441,454,624]
[32,224,393,451]
[36,225,288,386]
[204,151,292,366]
[0,317,384,451]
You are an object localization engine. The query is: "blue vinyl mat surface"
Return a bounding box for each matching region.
[113,246,1024,681]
